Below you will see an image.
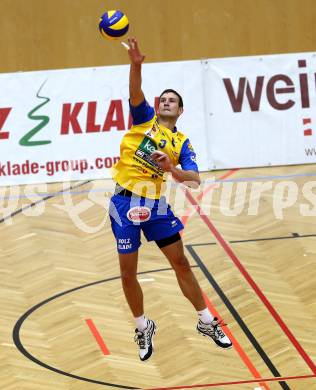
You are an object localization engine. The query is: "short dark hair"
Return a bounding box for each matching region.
[159,89,183,108]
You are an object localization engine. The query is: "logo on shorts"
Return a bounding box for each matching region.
[118,238,132,251]
[127,206,151,222]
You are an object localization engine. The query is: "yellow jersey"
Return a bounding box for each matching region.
[112,100,198,199]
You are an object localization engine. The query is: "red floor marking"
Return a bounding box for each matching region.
[181,169,239,227]
[182,168,269,387]
[183,189,316,375]
[85,319,110,355]
[202,290,270,390]
[144,374,316,390]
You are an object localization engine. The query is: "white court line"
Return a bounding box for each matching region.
[14,232,37,240]
[138,278,155,283]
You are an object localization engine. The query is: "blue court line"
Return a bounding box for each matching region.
[210,171,316,183]
[1,171,316,200]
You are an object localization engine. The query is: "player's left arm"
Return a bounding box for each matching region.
[151,139,201,188]
[170,166,200,188]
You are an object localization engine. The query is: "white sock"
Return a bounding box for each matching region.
[135,315,148,331]
[197,308,214,324]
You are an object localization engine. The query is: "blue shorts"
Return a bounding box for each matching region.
[109,194,184,254]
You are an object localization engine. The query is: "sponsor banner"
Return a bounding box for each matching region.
[205,52,316,169]
[2,52,316,187]
[0,61,209,186]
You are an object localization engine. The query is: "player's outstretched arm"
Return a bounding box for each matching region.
[127,38,146,106]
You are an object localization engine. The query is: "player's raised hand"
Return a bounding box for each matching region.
[151,151,173,172]
[127,38,145,65]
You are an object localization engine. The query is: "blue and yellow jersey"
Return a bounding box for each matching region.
[112,99,198,199]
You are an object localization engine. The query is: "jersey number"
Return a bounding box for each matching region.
[158,139,167,149]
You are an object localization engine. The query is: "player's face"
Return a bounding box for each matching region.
[158,92,183,119]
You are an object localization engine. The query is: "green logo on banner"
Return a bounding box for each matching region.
[19,80,51,147]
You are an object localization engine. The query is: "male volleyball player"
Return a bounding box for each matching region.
[109,38,232,361]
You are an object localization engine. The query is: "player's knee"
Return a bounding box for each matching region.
[120,269,137,285]
[172,256,191,275]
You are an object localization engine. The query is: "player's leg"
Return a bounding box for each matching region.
[118,249,157,361]
[110,194,143,316]
[157,235,207,310]
[157,235,232,349]
[142,198,231,349]
[118,250,143,317]
[142,201,208,315]
[110,195,157,361]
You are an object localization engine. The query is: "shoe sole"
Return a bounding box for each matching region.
[197,328,233,349]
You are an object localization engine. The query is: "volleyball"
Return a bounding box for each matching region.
[99,10,129,40]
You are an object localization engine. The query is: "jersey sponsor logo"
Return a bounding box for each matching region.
[132,156,164,177]
[144,124,159,139]
[135,137,164,175]
[132,164,148,174]
[139,137,157,154]
[127,206,151,222]
[144,130,154,139]
[187,142,195,152]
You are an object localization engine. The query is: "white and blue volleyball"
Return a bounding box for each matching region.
[99,10,129,40]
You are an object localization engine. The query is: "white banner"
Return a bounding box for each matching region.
[0,61,209,186]
[1,52,316,187]
[205,52,316,169]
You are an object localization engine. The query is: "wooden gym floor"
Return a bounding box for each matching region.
[1,164,316,390]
